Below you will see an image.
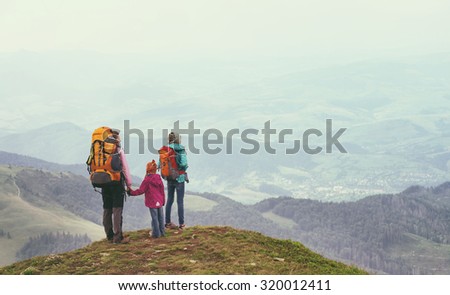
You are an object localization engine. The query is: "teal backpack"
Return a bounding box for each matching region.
[170,143,188,170]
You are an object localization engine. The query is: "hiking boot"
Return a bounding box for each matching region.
[106,229,114,242]
[165,222,178,229]
[179,224,186,230]
[113,236,130,244]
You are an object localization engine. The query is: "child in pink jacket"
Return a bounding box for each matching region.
[128,160,166,238]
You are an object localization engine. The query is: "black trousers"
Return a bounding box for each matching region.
[102,184,125,209]
[101,184,125,241]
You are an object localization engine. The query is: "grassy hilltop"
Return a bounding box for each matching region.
[0,226,366,275]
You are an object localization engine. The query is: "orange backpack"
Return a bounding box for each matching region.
[158,146,184,181]
[86,127,122,188]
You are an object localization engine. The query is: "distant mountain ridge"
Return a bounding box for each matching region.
[0,150,142,184]
[0,165,105,267]
[0,150,86,176]
[1,152,450,274]
[252,183,450,274]
[2,118,450,203]
[0,122,90,165]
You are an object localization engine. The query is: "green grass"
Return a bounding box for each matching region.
[0,226,367,275]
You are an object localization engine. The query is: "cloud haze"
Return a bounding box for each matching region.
[1,0,449,59]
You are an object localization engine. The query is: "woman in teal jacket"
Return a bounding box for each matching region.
[164,132,188,230]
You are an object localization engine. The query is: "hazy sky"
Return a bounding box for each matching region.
[1,0,450,59]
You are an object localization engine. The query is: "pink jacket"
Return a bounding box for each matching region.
[118,148,132,187]
[129,174,165,209]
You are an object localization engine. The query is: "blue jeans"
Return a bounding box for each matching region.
[149,207,165,238]
[166,181,185,225]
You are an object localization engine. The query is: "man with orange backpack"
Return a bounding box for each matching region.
[158,132,188,230]
[86,127,132,244]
